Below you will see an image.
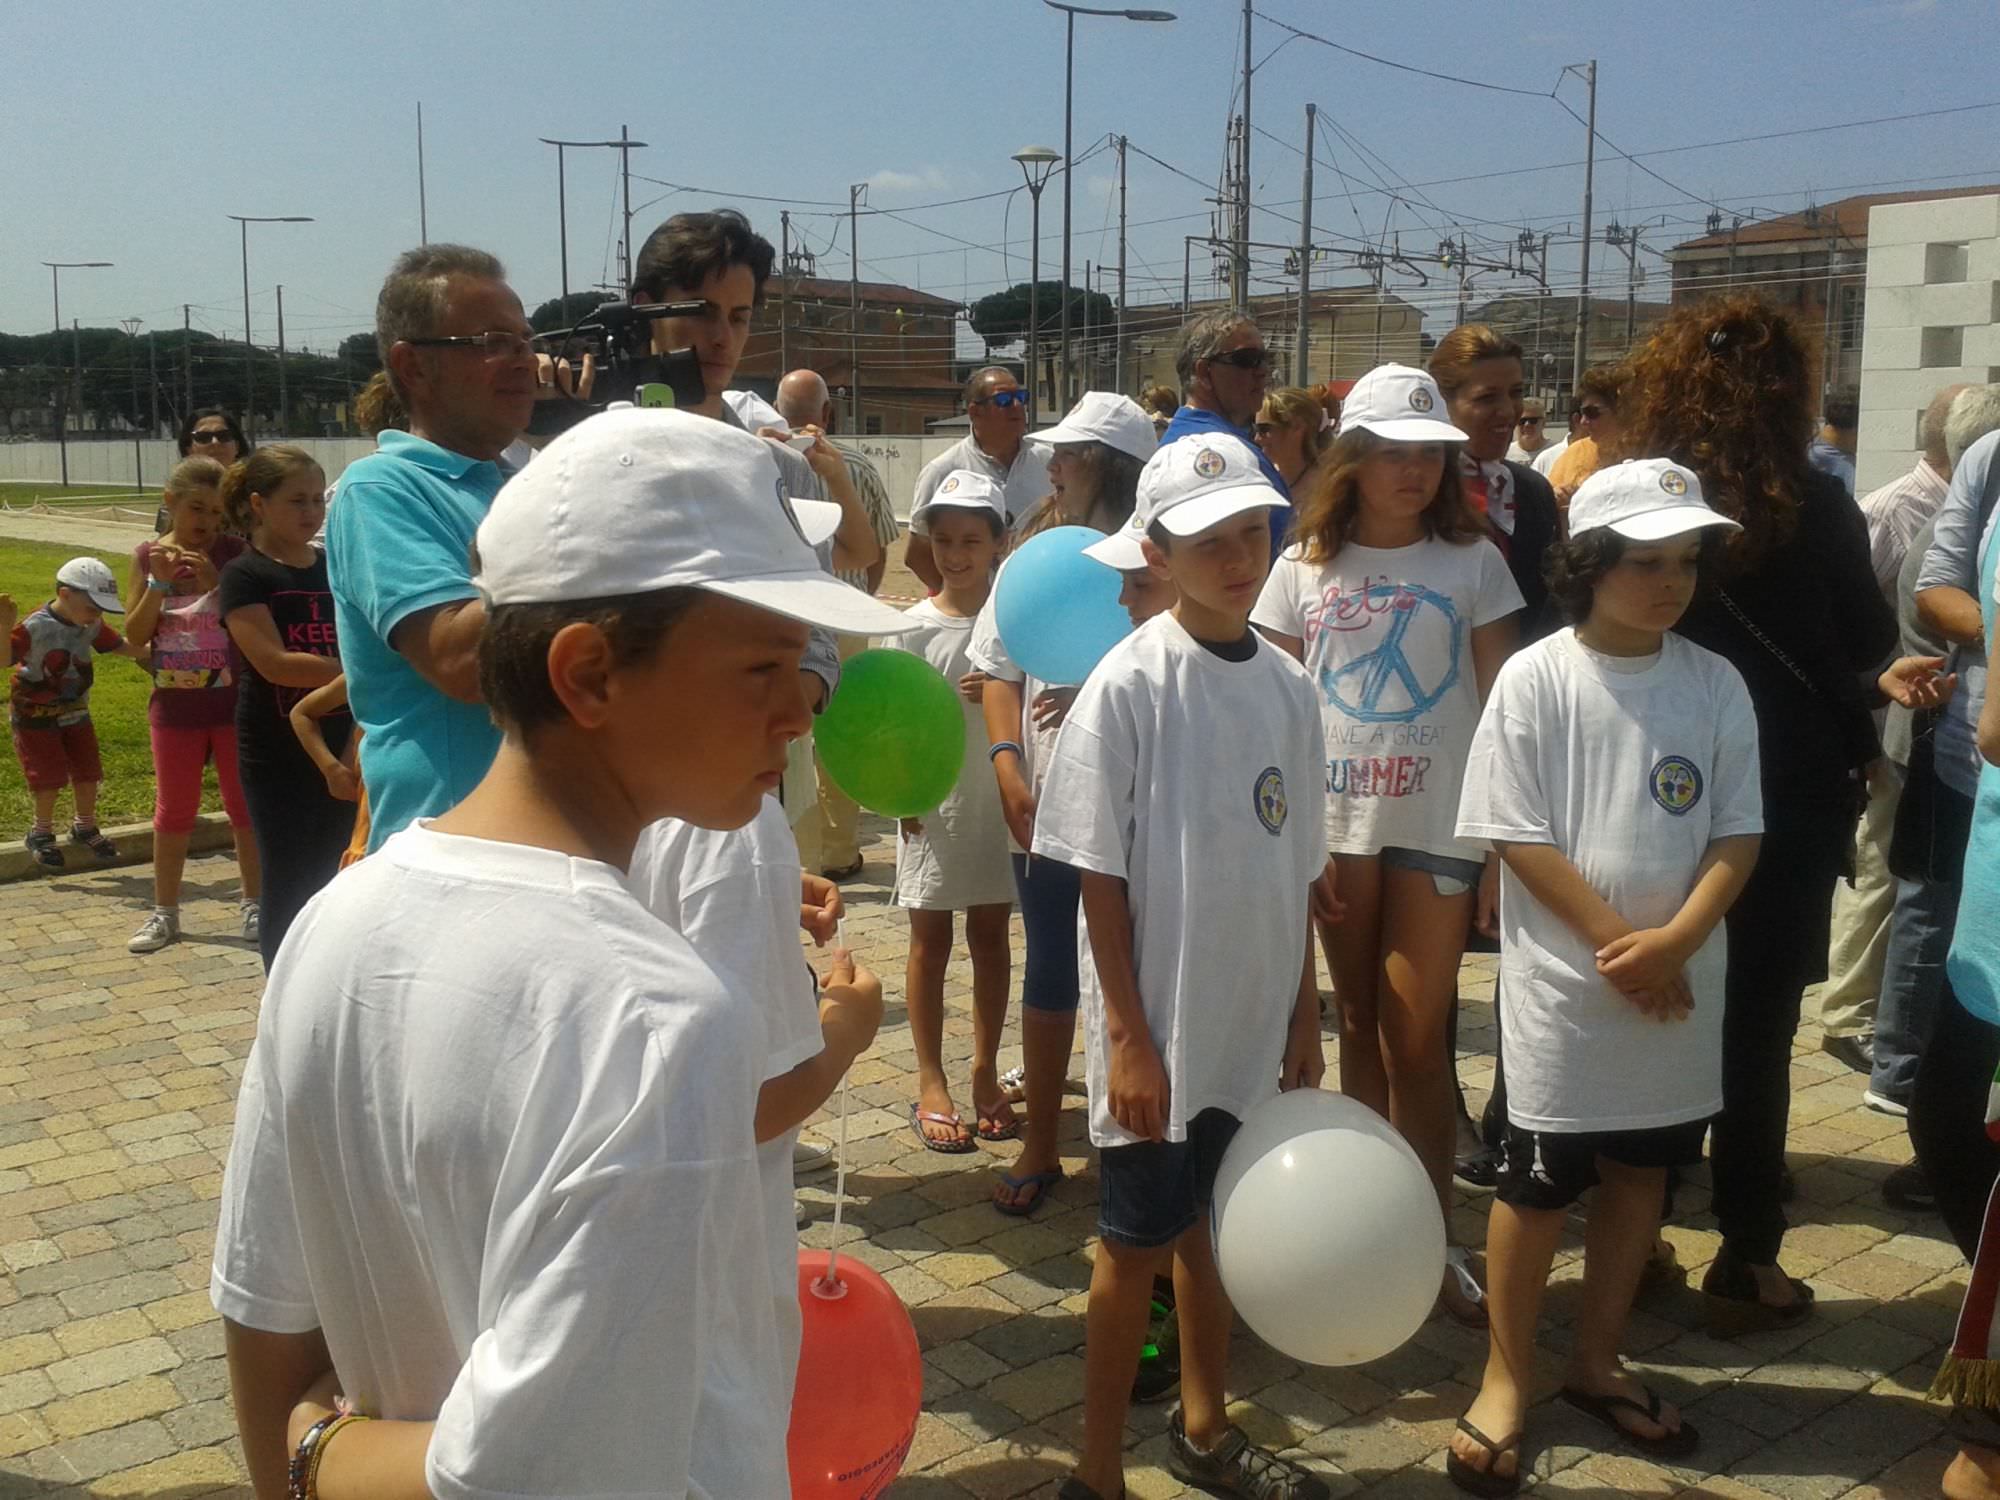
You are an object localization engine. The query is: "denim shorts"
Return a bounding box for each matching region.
[1098,1107,1242,1249]
[1379,844,1484,897]
[1011,853,1082,1012]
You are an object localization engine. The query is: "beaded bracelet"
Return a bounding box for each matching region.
[988,740,1024,763]
[289,1410,369,1500]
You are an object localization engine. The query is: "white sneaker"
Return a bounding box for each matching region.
[1862,1089,1909,1118]
[795,1197,808,1228]
[128,910,180,954]
[241,901,261,944]
[793,1138,835,1177]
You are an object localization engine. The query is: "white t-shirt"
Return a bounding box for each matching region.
[1033,614,1327,1148]
[210,824,784,1500]
[1252,536,1523,861]
[1531,436,1568,477]
[909,434,1052,534]
[968,561,1068,849]
[890,598,1017,909]
[629,797,822,1412]
[1455,631,1763,1133]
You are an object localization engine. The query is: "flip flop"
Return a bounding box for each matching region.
[1438,1245,1490,1329]
[910,1103,975,1154]
[999,1065,1026,1104]
[1559,1383,1700,1459]
[1445,1417,1521,1498]
[975,1103,1021,1142]
[994,1166,1064,1217]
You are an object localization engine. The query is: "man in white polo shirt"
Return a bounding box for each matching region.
[904,366,1051,590]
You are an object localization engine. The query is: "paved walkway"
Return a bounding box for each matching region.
[0,826,1970,1498]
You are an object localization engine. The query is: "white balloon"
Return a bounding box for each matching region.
[1211,1089,1446,1367]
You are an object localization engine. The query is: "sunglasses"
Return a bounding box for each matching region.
[975,389,1028,409]
[1518,416,1543,427]
[403,330,539,360]
[1575,403,1606,420]
[1207,347,1275,372]
[188,429,235,445]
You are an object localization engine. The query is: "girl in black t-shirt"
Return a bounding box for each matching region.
[218,447,354,969]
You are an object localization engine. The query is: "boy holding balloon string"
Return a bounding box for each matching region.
[1034,435,1332,1500]
[1447,460,1763,1495]
[891,470,1021,1156]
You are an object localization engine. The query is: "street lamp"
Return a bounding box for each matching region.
[1012,146,1061,424]
[41,260,113,487]
[227,215,313,444]
[1044,1,1175,409]
[539,138,642,315]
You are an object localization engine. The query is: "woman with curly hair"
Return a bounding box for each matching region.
[1617,294,1940,1328]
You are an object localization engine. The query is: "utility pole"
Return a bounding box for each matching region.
[1115,135,1128,394]
[1565,59,1598,396]
[276,284,288,436]
[121,318,143,490]
[618,125,638,289]
[1233,0,1252,306]
[1517,230,1552,399]
[1295,103,1316,385]
[182,304,193,415]
[1604,221,1641,353]
[148,328,159,435]
[779,211,791,375]
[849,183,865,432]
[417,103,428,244]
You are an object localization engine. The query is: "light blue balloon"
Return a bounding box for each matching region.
[993,525,1132,686]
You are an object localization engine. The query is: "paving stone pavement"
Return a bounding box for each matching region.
[0,827,1970,1498]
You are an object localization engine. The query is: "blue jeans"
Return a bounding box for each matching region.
[1871,872,1961,1103]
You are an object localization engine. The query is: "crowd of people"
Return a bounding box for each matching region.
[9,198,2000,1499]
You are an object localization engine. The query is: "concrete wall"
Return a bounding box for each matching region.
[1857,194,2000,494]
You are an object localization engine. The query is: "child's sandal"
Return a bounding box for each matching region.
[1445,1418,1521,1497]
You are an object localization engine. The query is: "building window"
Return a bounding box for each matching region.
[865,414,883,435]
[1926,242,1970,284]
[1922,327,1964,367]
[1838,286,1863,352]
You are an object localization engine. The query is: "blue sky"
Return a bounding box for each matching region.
[9,0,1998,355]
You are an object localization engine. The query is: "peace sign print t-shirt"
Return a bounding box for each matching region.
[1253,534,1522,860]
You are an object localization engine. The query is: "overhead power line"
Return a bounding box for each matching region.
[1250,9,1557,98]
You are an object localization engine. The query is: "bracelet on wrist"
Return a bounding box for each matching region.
[146,577,172,593]
[291,1410,370,1500]
[988,739,1024,763]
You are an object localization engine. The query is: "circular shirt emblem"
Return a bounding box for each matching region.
[1193,447,1227,480]
[1650,754,1703,816]
[1408,385,1435,413]
[1253,766,1288,836]
[1659,469,1689,497]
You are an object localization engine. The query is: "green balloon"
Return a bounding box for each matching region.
[815,648,967,818]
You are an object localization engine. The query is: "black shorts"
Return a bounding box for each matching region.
[1097,1107,1242,1249]
[1497,1119,1709,1211]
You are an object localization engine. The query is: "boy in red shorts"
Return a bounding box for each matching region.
[3,558,146,868]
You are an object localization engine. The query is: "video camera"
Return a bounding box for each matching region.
[527,299,710,437]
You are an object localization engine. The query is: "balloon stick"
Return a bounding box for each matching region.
[814,918,855,1301]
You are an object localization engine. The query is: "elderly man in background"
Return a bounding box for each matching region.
[775,368,901,880]
[1819,384,1970,1078]
[1506,398,1551,463]
[904,366,1050,591]
[1162,306,1290,554]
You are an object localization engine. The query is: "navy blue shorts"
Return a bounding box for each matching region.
[1497,1118,1709,1211]
[1012,852,1082,1013]
[1098,1107,1243,1249]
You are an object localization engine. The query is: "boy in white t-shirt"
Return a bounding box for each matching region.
[1448,460,1762,1495]
[1035,435,1331,1500]
[209,410,911,1500]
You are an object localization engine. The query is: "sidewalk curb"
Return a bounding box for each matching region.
[0,811,237,883]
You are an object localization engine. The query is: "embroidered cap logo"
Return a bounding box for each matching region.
[1193,447,1228,480]
[1408,386,1435,413]
[941,475,959,493]
[1660,469,1689,497]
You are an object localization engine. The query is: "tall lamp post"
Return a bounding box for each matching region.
[42,260,113,487]
[539,138,639,315]
[228,215,312,444]
[1012,147,1060,424]
[1043,2,1175,409]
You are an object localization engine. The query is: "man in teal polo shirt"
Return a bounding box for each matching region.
[1162,307,1290,557]
[327,245,538,850]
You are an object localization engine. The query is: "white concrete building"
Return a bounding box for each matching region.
[1857,192,2000,494]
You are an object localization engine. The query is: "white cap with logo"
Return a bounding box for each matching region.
[1038,390,1160,463]
[1337,364,1469,444]
[55,557,124,613]
[912,469,1008,529]
[1132,433,1287,539]
[1082,509,1150,571]
[1567,458,1741,542]
[474,407,914,636]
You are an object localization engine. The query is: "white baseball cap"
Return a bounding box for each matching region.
[1134,433,1287,539]
[1337,364,1469,444]
[1082,509,1150,571]
[1567,458,1742,543]
[474,407,914,637]
[1039,390,1160,462]
[912,469,1007,528]
[55,557,123,613]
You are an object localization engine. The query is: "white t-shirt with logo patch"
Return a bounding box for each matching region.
[1455,630,1763,1132]
[628,796,824,1411]
[1032,613,1326,1148]
[1253,535,1523,861]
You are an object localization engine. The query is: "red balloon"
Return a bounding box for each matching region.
[788,1250,923,1499]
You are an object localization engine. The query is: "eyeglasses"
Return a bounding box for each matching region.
[1575,403,1606,420]
[974,389,1029,409]
[188,429,235,445]
[1207,347,1275,372]
[403,331,539,361]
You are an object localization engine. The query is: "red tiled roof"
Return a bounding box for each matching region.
[1670,185,2000,253]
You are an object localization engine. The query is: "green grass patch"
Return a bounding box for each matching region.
[0,481,149,509]
[1,536,222,833]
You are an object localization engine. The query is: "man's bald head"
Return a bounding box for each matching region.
[1922,383,1969,471]
[775,368,833,430]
